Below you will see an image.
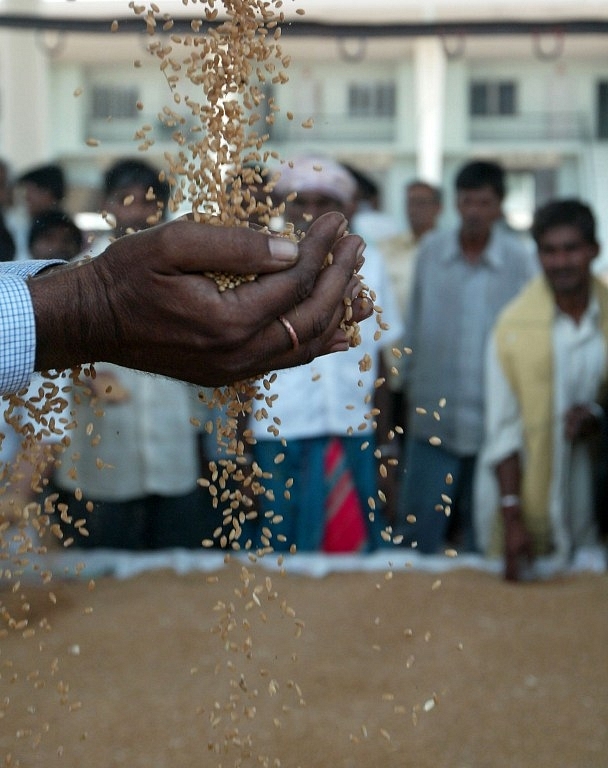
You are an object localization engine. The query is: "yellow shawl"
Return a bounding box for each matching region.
[493,275,608,553]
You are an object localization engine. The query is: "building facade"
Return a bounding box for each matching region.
[1,1,608,253]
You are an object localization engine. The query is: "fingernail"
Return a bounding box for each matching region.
[268,236,299,263]
[360,297,373,317]
[336,217,349,238]
[356,242,366,267]
[351,280,364,300]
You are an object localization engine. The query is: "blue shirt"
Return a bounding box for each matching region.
[0,260,64,395]
[402,223,538,455]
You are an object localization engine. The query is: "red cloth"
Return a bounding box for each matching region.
[322,437,367,553]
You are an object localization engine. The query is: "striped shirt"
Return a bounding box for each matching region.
[0,260,64,395]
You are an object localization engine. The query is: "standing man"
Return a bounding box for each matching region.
[377,180,443,452]
[49,159,212,550]
[342,163,400,248]
[479,199,608,580]
[378,180,443,316]
[397,159,537,554]
[244,155,403,552]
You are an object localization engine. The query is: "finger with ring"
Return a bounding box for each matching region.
[278,314,300,350]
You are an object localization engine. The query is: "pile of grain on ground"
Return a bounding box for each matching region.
[0,564,606,767]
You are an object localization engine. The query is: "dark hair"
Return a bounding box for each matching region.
[28,210,83,252]
[406,179,443,205]
[18,163,65,201]
[532,198,598,247]
[455,160,505,200]
[341,164,379,201]
[103,159,170,207]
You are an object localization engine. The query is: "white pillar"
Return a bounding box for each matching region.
[413,37,446,185]
[0,28,52,171]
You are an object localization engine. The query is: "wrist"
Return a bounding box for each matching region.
[501,494,521,522]
[500,495,523,524]
[29,258,107,373]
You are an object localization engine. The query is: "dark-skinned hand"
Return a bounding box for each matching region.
[29,212,371,386]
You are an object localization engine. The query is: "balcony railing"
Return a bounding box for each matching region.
[86,110,591,147]
[269,113,397,143]
[86,114,200,145]
[87,112,397,145]
[469,111,591,142]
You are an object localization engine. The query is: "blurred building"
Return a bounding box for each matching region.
[1,1,608,255]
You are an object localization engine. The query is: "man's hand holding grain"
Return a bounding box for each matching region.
[28,211,371,386]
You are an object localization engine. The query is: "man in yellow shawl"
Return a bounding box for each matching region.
[479,199,608,581]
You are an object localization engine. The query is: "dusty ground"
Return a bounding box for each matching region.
[0,560,606,768]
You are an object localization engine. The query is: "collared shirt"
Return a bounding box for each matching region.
[484,297,605,556]
[249,244,403,441]
[0,259,64,396]
[402,224,538,455]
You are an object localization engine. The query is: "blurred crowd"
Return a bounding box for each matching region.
[0,153,606,581]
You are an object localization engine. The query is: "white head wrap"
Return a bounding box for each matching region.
[274,155,357,204]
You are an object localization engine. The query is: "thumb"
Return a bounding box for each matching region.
[164,211,348,276]
[150,218,297,275]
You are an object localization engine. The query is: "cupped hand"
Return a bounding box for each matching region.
[30,212,371,386]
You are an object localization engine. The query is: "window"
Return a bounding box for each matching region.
[470,81,517,116]
[91,86,139,120]
[348,82,396,118]
[597,81,608,139]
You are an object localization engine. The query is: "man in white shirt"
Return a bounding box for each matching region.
[479,199,608,580]
[244,156,403,552]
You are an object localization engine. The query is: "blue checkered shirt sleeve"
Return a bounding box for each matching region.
[0,260,65,395]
